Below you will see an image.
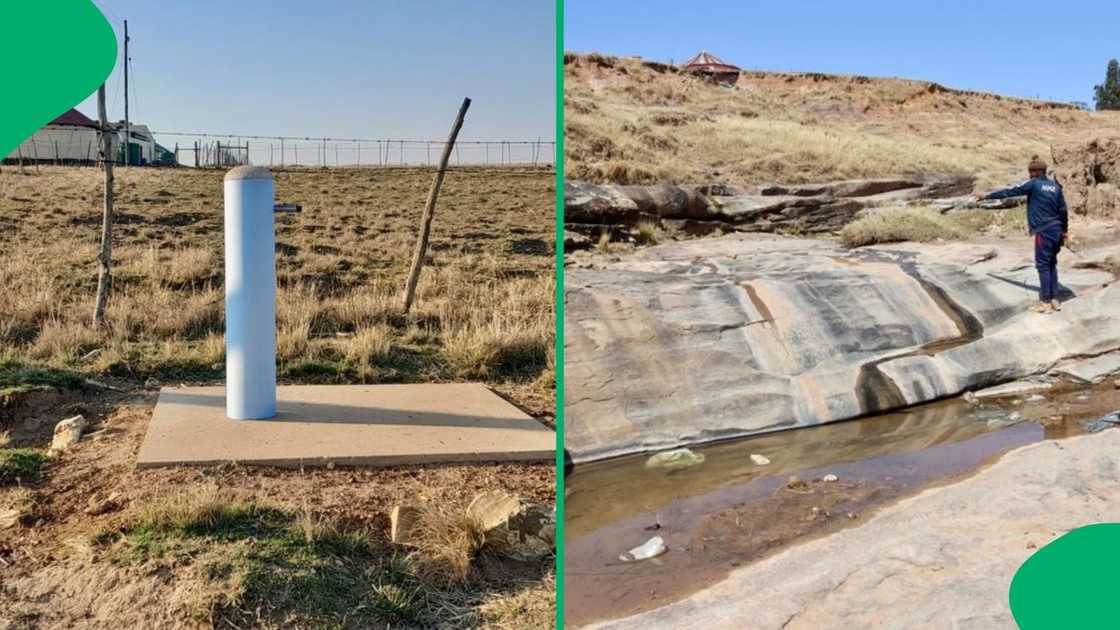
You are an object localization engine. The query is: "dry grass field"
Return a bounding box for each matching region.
[565,52,1120,190]
[0,164,556,628]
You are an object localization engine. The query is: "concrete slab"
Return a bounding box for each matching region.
[137,383,553,468]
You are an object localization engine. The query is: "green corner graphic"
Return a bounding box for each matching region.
[1009,523,1120,628]
[0,0,117,159]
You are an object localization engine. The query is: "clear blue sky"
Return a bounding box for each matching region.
[78,0,555,143]
[565,0,1120,105]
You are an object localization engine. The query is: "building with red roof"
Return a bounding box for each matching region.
[681,50,741,84]
[4,108,106,165]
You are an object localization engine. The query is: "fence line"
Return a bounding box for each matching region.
[157,131,555,168]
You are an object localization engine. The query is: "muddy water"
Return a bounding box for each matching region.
[564,386,1115,628]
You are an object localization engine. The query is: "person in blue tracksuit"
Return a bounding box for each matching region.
[978,156,1069,313]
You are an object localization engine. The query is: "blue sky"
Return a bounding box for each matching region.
[78,0,555,147]
[565,0,1119,105]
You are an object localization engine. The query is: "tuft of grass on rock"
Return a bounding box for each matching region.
[595,231,612,253]
[634,221,660,245]
[841,206,1029,248]
[841,207,965,248]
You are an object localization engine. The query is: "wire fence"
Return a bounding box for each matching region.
[161,132,555,168]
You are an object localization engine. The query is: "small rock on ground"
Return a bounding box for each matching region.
[48,415,86,455]
[389,505,423,545]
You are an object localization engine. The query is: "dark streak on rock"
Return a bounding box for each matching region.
[854,261,985,415]
[742,283,775,324]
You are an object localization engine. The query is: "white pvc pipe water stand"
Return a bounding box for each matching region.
[224,166,277,419]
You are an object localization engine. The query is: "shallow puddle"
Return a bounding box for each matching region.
[564,384,1117,627]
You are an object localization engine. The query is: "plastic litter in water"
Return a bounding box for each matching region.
[645,448,706,470]
[619,536,667,562]
[749,453,771,466]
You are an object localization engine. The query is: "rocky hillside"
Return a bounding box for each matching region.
[565,52,1120,191]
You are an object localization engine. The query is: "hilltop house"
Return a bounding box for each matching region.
[681,50,741,84]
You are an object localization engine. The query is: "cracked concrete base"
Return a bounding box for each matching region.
[587,429,1120,629]
[136,384,554,468]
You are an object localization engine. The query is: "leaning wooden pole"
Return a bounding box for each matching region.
[401,97,471,313]
[93,84,114,325]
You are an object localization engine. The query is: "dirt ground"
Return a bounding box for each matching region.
[0,165,557,629]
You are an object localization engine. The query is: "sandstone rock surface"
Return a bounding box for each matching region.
[565,234,1119,461]
[587,430,1120,629]
[565,174,975,235]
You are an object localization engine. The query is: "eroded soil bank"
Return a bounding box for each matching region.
[564,378,1120,627]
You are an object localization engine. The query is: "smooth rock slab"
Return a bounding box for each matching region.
[137,384,554,468]
[588,430,1120,629]
[973,379,1054,399]
[565,234,1119,461]
[1051,352,1120,384]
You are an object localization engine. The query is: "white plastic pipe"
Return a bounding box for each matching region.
[224,166,277,419]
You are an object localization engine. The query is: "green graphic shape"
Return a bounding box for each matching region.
[1009,523,1120,629]
[0,0,117,159]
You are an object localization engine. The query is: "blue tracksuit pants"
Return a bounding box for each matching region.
[1034,228,1062,302]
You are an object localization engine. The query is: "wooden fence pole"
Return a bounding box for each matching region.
[93,84,115,325]
[402,97,471,313]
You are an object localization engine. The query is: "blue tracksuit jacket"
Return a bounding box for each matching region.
[984,176,1068,235]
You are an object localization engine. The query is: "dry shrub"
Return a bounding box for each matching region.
[0,275,62,344]
[406,503,487,586]
[437,278,552,380]
[344,325,393,380]
[276,283,322,361]
[327,282,398,331]
[29,318,101,361]
[595,231,611,253]
[163,247,216,286]
[634,221,660,245]
[841,208,965,248]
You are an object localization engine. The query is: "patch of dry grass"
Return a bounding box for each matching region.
[565,52,1120,190]
[634,220,660,245]
[477,575,557,629]
[0,165,555,414]
[840,206,1028,247]
[406,502,489,586]
[99,486,552,628]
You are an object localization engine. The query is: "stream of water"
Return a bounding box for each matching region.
[563,386,1112,627]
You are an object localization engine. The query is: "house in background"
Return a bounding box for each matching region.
[115,122,157,165]
[3,108,107,164]
[2,109,170,166]
[681,50,741,85]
